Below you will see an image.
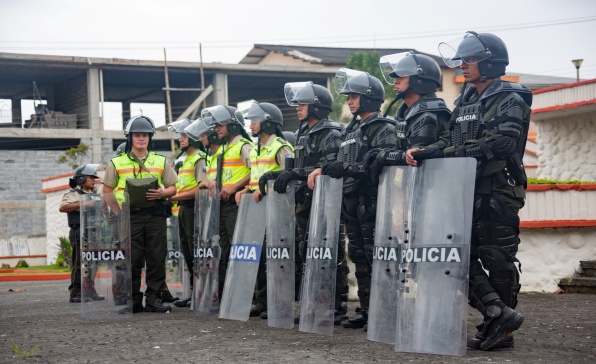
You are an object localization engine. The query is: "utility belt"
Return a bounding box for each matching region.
[178,199,195,207]
[131,200,172,218]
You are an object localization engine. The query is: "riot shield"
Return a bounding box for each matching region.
[193,188,221,316]
[367,166,413,344]
[80,192,132,319]
[266,181,296,329]
[165,215,186,300]
[395,158,475,356]
[218,194,267,321]
[299,175,342,335]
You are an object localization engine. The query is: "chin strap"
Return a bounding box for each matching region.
[383,90,408,117]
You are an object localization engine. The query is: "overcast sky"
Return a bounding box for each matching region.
[1,0,595,81]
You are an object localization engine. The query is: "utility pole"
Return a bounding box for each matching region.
[164,48,176,153]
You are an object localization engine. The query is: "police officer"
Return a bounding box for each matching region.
[167,118,207,308]
[411,32,532,350]
[59,164,104,303]
[363,51,451,181]
[312,69,397,329]
[260,81,347,323]
[102,116,178,313]
[236,101,294,317]
[203,106,253,298]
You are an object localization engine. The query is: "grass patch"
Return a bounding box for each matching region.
[13,265,70,273]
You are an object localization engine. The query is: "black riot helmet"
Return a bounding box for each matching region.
[202,105,251,140]
[69,164,100,189]
[380,51,442,96]
[335,68,385,113]
[284,81,333,121]
[123,116,156,152]
[439,31,509,81]
[168,118,204,151]
[246,102,284,137]
[282,131,297,146]
[116,142,127,155]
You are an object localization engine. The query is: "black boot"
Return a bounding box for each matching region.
[174,297,192,307]
[334,301,348,325]
[144,301,172,313]
[467,322,514,350]
[341,307,367,329]
[480,303,523,351]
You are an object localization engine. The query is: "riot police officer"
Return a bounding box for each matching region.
[102,116,178,313]
[313,70,397,329]
[168,118,208,307]
[259,82,347,323]
[363,52,451,181]
[203,106,254,298]
[237,101,294,317]
[59,164,104,303]
[411,32,532,350]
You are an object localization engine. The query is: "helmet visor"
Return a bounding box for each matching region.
[184,118,212,141]
[439,33,491,68]
[79,164,102,178]
[284,81,311,106]
[245,103,268,124]
[167,119,191,139]
[334,68,370,95]
[201,105,236,126]
[380,52,419,84]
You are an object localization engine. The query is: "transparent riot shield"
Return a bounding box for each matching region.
[395,158,476,356]
[165,215,186,300]
[266,180,295,329]
[80,192,132,319]
[367,166,414,344]
[299,176,342,335]
[193,188,221,316]
[218,194,267,321]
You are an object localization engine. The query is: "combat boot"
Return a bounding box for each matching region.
[144,301,172,313]
[467,321,514,350]
[174,297,192,307]
[480,304,523,351]
[334,301,348,325]
[118,303,144,314]
[341,307,368,329]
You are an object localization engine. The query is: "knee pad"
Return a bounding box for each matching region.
[479,245,520,308]
[347,242,367,265]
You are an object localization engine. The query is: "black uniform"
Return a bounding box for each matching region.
[329,112,397,327]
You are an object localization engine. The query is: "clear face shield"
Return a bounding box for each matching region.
[284,81,313,106]
[184,117,212,141]
[245,102,269,125]
[379,51,420,84]
[438,32,492,68]
[334,68,371,95]
[201,105,237,126]
[167,119,191,139]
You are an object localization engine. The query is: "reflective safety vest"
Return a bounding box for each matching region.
[206,149,221,181]
[171,201,180,217]
[219,139,252,188]
[111,152,166,203]
[249,137,293,191]
[176,150,206,193]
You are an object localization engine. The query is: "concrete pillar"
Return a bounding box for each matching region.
[11,98,22,126]
[87,68,102,163]
[213,73,228,105]
[122,101,131,129]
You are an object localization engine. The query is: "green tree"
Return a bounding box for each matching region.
[329,52,401,123]
[57,142,89,169]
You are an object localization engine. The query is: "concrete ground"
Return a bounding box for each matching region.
[0,279,594,363]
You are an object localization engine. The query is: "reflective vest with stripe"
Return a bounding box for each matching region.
[176,150,206,193]
[111,152,166,203]
[248,137,293,191]
[219,139,252,187]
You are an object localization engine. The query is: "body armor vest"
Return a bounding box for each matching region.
[394,98,451,150]
[66,188,85,228]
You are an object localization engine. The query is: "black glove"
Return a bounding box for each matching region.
[412,147,444,161]
[258,171,281,195]
[321,160,345,179]
[273,170,298,194]
[369,158,385,185]
[362,149,380,172]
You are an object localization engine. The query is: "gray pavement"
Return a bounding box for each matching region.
[0,280,594,363]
